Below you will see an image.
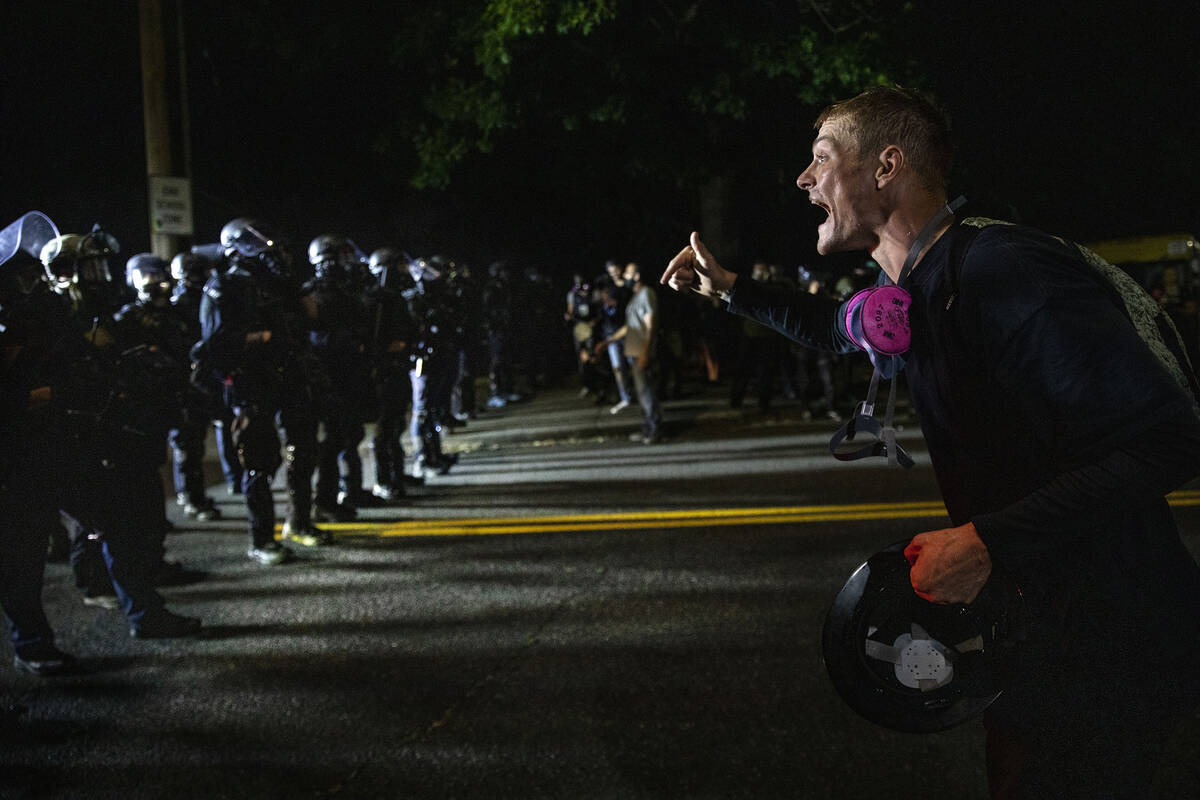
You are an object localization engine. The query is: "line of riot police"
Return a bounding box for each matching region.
[190,218,472,566]
[0,210,476,674]
[1,212,207,673]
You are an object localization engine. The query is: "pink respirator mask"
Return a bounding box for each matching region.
[829,196,965,469]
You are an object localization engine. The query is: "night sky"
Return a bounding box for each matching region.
[2,1,1197,279]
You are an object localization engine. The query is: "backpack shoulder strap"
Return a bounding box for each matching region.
[942,217,1008,311]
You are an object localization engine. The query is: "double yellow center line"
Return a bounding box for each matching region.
[311,490,1200,539]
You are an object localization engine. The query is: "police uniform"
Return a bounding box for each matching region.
[304,264,373,516]
[404,260,459,477]
[198,252,327,560]
[363,260,418,499]
[173,275,242,497]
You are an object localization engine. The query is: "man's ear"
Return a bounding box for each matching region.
[875,145,903,189]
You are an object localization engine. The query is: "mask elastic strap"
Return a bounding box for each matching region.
[828,358,914,468]
[895,196,967,288]
[860,365,882,418]
[881,357,912,468]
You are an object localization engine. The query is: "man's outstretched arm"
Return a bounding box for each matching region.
[661,232,737,300]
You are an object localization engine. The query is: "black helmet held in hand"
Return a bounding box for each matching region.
[822,540,1025,733]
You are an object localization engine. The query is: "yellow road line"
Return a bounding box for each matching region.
[310,489,1200,539]
[394,501,947,528]
[317,502,950,538]
[378,508,947,537]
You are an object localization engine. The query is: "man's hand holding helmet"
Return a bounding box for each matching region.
[905,522,993,605]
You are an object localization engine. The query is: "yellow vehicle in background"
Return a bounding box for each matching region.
[1086,232,1200,366]
[1086,232,1198,306]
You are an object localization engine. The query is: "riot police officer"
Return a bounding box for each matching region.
[35,228,201,637]
[197,217,331,565]
[0,211,80,673]
[482,261,517,409]
[445,259,481,424]
[172,248,243,496]
[365,247,418,500]
[304,234,373,519]
[404,256,459,478]
[118,254,222,524]
[43,227,136,606]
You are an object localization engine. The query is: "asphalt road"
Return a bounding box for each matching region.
[3,383,1199,799]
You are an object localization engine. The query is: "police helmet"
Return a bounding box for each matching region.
[308,234,347,267]
[821,540,1025,733]
[219,217,293,281]
[368,247,403,277]
[220,217,276,258]
[40,227,119,295]
[170,250,217,287]
[409,256,443,284]
[125,253,173,304]
[367,247,412,289]
[310,234,368,281]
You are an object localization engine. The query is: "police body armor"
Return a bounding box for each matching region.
[304,272,372,419]
[201,260,322,408]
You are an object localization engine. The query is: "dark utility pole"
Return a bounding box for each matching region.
[140,0,193,259]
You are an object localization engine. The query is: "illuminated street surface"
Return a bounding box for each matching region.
[326,492,1200,538]
[4,386,1198,799]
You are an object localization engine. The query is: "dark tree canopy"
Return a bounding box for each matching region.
[364,0,919,267]
[5,0,1194,277]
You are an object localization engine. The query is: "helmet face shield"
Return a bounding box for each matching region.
[221,218,294,283]
[75,230,118,286]
[40,228,121,303]
[143,278,174,304]
[171,250,218,287]
[222,219,277,258]
[308,234,344,267]
[0,211,60,269]
[368,248,417,291]
[409,258,441,284]
[368,248,393,277]
[43,250,77,292]
[131,271,173,304]
[127,256,173,305]
[310,235,368,284]
[42,234,86,292]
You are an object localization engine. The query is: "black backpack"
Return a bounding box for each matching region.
[944,218,1200,419]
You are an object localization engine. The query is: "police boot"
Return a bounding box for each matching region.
[339,456,376,508]
[176,492,222,522]
[421,425,458,476]
[369,437,396,501]
[411,439,434,481]
[283,445,335,547]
